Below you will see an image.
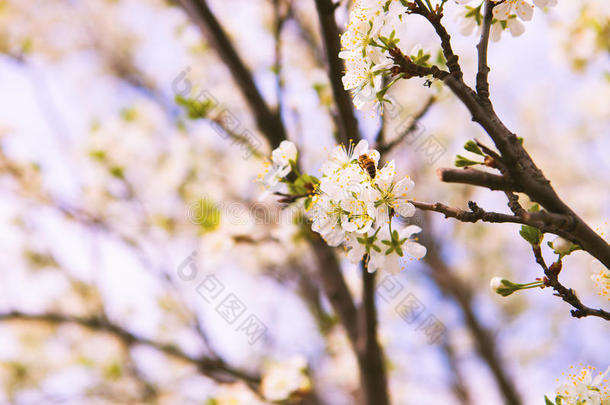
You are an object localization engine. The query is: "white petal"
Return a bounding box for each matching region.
[405,241,427,259]
[353,140,369,158]
[367,251,385,273]
[399,225,422,239]
[376,206,390,226]
[490,22,503,42]
[492,2,512,20]
[394,177,414,196]
[507,18,525,37]
[516,1,534,21]
[395,200,416,218]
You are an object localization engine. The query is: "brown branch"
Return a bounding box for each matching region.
[0,311,260,385]
[313,0,360,146]
[407,1,462,78]
[531,248,610,321]
[432,68,610,269]
[437,167,522,192]
[310,235,359,345]
[376,96,436,154]
[411,199,575,238]
[356,262,390,405]
[272,0,287,115]
[476,1,495,107]
[442,340,472,405]
[176,0,287,148]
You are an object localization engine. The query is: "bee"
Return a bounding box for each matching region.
[358,154,376,179]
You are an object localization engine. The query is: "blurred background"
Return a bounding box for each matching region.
[0,0,608,404]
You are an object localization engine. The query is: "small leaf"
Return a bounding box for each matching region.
[544,396,554,405]
[519,225,542,246]
[455,155,482,167]
[304,197,312,211]
[464,140,484,156]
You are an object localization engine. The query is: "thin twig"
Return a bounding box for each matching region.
[376,96,436,154]
[0,311,260,384]
[531,248,610,320]
[176,0,286,148]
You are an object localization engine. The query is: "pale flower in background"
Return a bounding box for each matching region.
[258,141,297,200]
[261,356,311,402]
[591,261,610,301]
[215,382,269,405]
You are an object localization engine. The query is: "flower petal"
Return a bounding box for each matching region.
[405,241,427,259]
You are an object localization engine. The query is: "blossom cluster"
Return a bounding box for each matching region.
[456,0,559,41]
[260,140,426,273]
[549,366,610,405]
[339,0,406,111]
[338,0,560,112]
[260,356,312,401]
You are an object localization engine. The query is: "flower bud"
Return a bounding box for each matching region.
[490,277,545,297]
[490,277,515,296]
[551,236,572,255]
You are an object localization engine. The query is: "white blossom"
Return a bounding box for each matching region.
[261,356,311,402]
[339,0,406,110]
[553,366,610,405]
[366,225,426,273]
[493,0,535,21]
[258,141,297,200]
[455,0,557,39]
[309,140,426,272]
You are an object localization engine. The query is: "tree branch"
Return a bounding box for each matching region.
[531,249,610,321]
[437,167,522,192]
[310,235,359,345]
[376,96,436,154]
[394,55,610,268]
[407,1,462,78]
[176,0,287,148]
[476,1,495,107]
[313,0,360,146]
[356,262,390,405]
[0,311,260,385]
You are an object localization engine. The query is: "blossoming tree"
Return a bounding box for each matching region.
[0,0,608,404]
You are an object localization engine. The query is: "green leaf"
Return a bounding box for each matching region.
[175,95,215,119]
[464,140,484,155]
[455,155,482,167]
[304,197,312,211]
[519,225,543,246]
[544,395,554,405]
